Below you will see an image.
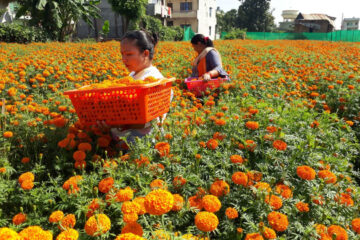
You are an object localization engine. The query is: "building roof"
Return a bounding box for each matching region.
[343,18,360,21]
[296,13,336,28]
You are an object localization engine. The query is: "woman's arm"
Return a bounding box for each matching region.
[203,50,228,79]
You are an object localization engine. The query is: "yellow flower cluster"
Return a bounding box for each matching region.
[79,76,159,90]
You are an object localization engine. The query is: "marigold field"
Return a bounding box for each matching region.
[0,40,360,240]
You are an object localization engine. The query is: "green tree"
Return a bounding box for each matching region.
[107,0,147,35]
[15,0,100,41]
[216,9,239,34]
[237,0,275,32]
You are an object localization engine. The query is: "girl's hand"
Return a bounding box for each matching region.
[96,120,110,131]
[202,73,211,82]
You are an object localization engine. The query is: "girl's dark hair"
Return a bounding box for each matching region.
[121,30,158,60]
[191,34,214,47]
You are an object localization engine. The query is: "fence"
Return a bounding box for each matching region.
[244,30,360,42]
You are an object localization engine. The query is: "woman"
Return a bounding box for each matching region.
[190,34,228,81]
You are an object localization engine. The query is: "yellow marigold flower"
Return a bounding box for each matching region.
[245,233,264,240]
[49,210,64,223]
[133,197,146,215]
[19,226,53,240]
[267,211,288,232]
[122,201,140,214]
[12,213,26,225]
[144,189,174,215]
[56,229,79,240]
[195,211,219,232]
[152,229,170,240]
[225,207,238,219]
[115,233,146,240]
[0,227,21,240]
[254,182,271,193]
[84,214,111,236]
[263,227,276,239]
[201,195,221,213]
[116,187,134,202]
[121,222,143,236]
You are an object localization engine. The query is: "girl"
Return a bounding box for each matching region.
[98,30,169,151]
[190,34,229,81]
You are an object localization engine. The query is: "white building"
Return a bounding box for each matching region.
[166,0,217,39]
[278,10,298,32]
[341,17,360,30]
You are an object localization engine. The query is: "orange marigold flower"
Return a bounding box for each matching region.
[98,177,114,193]
[116,233,145,240]
[213,132,226,141]
[21,180,34,190]
[245,121,259,130]
[195,211,219,232]
[18,172,34,184]
[97,137,110,148]
[73,150,86,162]
[273,140,287,151]
[59,214,76,230]
[318,170,337,184]
[215,119,226,126]
[62,176,82,194]
[84,214,111,236]
[295,202,309,212]
[201,195,221,212]
[173,176,187,188]
[275,184,292,199]
[121,201,140,215]
[245,233,264,240]
[19,226,53,240]
[232,172,248,186]
[267,211,289,232]
[0,167,6,173]
[3,131,14,138]
[230,155,245,164]
[78,142,92,152]
[116,187,134,202]
[0,227,21,240]
[144,189,174,215]
[49,210,64,223]
[327,225,348,240]
[155,142,170,157]
[337,193,354,206]
[210,180,230,197]
[296,166,316,180]
[351,218,360,234]
[123,213,138,223]
[188,196,203,210]
[225,207,238,219]
[56,228,79,240]
[263,227,276,239]
[121,222,144,236]
[206,138,218,150]
[264,195,283,210]
[150,179,167,190]
[21,157,30,164]
[12,213,26,225]
[266,126,277,133]
[172,194,184,211]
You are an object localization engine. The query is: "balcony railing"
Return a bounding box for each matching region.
[171,10,197,18]
[147,3,171,18]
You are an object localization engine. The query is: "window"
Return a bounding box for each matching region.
[180,2,192,11]
[209,26,212,36]
[209,7,212,18]
[180,24,191,29]
[167,21,174,27]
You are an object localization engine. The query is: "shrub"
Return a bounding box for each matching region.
[0,22,49,43]
[223,28,246,40]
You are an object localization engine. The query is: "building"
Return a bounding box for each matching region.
[341,17,360,30]
[294,13,336,33]
[76,0,171,40]
[278,10,298,32]
[166,0,217,39]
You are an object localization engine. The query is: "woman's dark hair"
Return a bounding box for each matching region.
[121,30,158,60]
[191,34,214,47]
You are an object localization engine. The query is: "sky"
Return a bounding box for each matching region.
[216,0,360,29]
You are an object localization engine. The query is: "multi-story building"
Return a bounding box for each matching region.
[341,17,360,30]
[166,0,217,39]
[147,0,172,25]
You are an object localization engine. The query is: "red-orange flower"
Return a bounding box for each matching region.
[210,180,230,197]
[296,166,316,180]
[12,213,26,225]
[273,140,287,151]
[267,211,288,232]
[295,202,309,212]
[98,177,114,193]
[206,138,219,150]
[327,225,348,240]
[318,170,337,184]
[246,121,259,130]
[154,142,170,157]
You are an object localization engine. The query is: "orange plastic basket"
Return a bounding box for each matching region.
[64,78,175,126]
[185,77,229,97]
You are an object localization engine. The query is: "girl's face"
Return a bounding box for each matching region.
[121,38,150,73]
[192,42,206,54]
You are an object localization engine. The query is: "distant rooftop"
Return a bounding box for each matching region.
[296,13,336,28]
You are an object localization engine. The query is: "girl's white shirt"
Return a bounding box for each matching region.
[130,65,164,80]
